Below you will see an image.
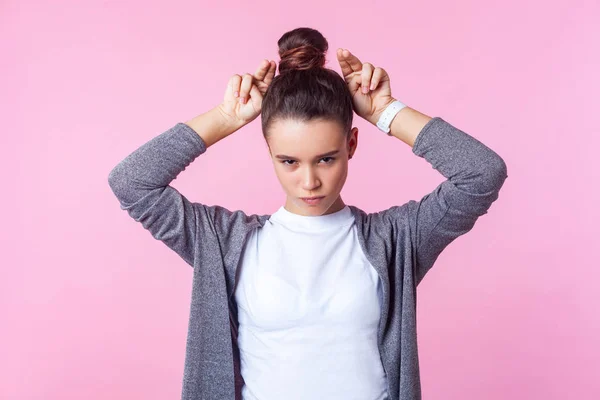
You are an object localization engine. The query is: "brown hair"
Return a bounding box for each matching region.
[261,27,354,140]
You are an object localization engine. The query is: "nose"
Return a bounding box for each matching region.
[301,166,321,191]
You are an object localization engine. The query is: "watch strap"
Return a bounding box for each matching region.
[376,100,407,135]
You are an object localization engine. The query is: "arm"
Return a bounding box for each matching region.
[107,106,243,267]
[389,109,508,285]
[107,61,276,267]
[334,48,507,284]
[387,106,432,148]
[185,105,245,148]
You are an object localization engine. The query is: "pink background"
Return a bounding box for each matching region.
[2,0,599,398]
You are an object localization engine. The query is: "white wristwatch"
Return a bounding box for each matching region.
[376,100,407,135]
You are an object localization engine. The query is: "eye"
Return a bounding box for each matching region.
[280,157,335,166]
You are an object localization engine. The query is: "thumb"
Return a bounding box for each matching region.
[347,74,361,94]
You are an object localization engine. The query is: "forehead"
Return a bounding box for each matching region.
[267,119,346,156]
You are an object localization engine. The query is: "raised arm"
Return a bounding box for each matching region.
[107,60,277,267]
[107,107,242,266]
[393,109,508,285]
[336,48,508,285]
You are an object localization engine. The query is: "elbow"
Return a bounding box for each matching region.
[107,164,127,198]
[493,155,508,179]
[485,155,508,192]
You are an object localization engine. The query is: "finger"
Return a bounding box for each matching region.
[347,74,361,94]
[336,48,354,78]
[263,60,276,85]
[248,84,263,109]
[239,73,253,104]
[253,59,272,82]
[370,67,387,90]
[228,74,242,99]
[337,48,363,76]
[361,63,374,94]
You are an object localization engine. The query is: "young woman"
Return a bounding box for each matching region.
[108,27,507,400]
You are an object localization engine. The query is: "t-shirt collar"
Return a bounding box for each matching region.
[270,204,354,231]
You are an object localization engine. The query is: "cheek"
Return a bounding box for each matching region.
[273,166,295,190]
[322,163,348,192]
[328,162,348,187]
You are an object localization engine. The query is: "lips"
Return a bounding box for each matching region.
[300,196,325,205]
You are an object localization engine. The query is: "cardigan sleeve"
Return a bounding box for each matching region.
[107,122,242,267]
[406,117,508,285]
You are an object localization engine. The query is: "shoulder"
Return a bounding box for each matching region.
[348,204,414,263]
[348,203,410,229]
[192,202,270,236]
[348,203,414,247]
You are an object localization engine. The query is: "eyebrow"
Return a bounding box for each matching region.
[275,150,340,160]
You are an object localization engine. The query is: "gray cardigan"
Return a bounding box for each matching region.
[108,116,508,399]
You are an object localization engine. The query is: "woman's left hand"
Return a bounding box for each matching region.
[336,48,396,126]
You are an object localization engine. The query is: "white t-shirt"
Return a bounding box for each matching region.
[234,205,389,400]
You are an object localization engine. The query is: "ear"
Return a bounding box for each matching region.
[347,127,358,159]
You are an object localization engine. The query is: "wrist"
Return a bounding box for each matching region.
[184,106,244,148]
[214,104,247,132]
[370,97,397,126]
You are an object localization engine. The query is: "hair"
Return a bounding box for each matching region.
[261,27,354,141]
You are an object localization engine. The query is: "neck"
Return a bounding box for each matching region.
[325,196,346,214]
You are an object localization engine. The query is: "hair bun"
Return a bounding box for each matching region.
[277,27,328,74]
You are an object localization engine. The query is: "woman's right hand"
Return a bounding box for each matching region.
[218,59,277,126]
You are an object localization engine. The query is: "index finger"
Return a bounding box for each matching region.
[336,48,363,77]
[254,59,276,84]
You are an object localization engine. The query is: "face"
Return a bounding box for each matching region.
[266,118,359,216]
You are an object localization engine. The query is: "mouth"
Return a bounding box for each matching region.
[300,196,325,206]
